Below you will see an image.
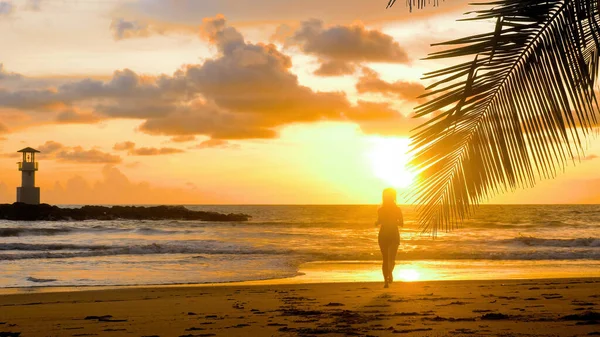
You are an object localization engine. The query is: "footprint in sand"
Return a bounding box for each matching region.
[393,328,433,334]
[451,328,479,334]
[0,333,21,337]
[324,302,345,307]
[267,323,287,327]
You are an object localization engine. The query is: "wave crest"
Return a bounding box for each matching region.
[508,236,600,247]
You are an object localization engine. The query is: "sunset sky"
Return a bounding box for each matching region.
[1,0,600,204]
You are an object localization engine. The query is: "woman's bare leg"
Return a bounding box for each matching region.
[387,244,399,282]
[380,243,389,285]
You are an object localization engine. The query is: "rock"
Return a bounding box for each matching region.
[0,203,250,222]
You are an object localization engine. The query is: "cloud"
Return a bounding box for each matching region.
[113,0,472,29]
[0,16,417,140]
[33,165,216,204]
[38,140,63,154]
[346,100,422,136]
[0,122,8,134]
[56,110,102,124]
[113,141,136,152]
[37,141,122,164]
[56,147,122,164]
[0,67,183,119]
[24,0,42,11]
[52,148,120,164]
[0,64,22,80]
[194,139,239,149]
[200,15,245,54]
[110,18,150,40]
[284,19,410,76]
[130,147,183,156]
[0,1,13,16]
[170,135,196,143]
[140,16,354,138]
[113,141,184,156]
[356,68,425,102]
[314,60,358,77]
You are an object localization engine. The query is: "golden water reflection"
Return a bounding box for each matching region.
[292,260,600,285]
[295,261,440,283]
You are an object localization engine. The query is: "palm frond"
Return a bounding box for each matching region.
[407,0,600,235]
[387,0,444,11]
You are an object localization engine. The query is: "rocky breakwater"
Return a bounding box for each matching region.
[0,203,250,221]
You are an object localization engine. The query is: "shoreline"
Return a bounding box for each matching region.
[3,258,599,294]
[1,277,599,336]
[2,275,600,295]
[2,259,600,295]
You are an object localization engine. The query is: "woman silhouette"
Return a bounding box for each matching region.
[375,188,403,288]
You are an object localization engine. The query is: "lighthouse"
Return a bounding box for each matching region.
[16,147,41,205]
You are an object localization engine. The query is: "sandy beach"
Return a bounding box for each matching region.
[1,277,599,336]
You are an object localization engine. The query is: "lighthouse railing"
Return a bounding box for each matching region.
[17,162,38,171]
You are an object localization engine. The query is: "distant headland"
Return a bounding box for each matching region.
[0,203,250,222]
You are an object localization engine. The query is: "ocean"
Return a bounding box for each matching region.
[0,204,599,289]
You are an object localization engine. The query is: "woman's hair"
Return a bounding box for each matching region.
[382,188,397,206]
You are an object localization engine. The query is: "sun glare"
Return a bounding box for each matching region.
[396,268,421,282]
[367,137,415,189]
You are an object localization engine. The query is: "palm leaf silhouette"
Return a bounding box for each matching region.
[386,0,443,11]
[388,0,600,235]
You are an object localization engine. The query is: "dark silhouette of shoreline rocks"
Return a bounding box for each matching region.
[0,203,250,222]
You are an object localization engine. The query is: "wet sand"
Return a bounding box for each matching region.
[1,278,599,336]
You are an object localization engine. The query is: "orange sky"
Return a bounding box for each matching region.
[1,0,599,204]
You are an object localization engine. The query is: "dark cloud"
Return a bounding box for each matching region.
[356,68,425,102]
[113,141,184,156]
[284,19,410,76]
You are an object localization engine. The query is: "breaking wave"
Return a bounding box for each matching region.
[508,236,600,247]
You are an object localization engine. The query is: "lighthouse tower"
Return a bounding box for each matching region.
[16,147,41,205]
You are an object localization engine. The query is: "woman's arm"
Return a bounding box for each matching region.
[397,208,404,227]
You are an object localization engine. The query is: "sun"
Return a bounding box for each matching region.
[367,137,415,189]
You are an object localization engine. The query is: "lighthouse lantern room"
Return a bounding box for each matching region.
[17,147,41,205]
